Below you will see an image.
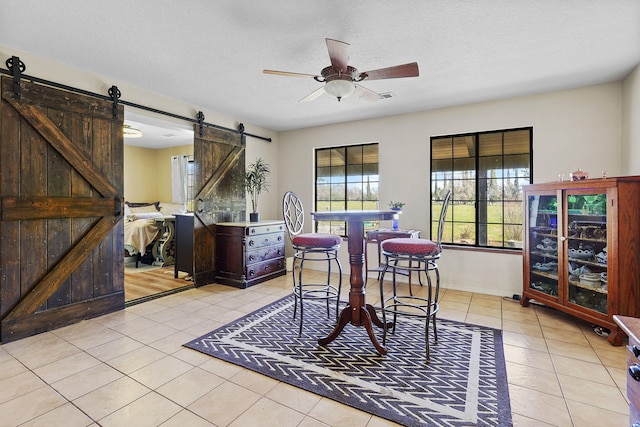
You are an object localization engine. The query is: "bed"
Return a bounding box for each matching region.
[124,201,187,267]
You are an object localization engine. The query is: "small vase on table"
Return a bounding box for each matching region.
[390,208,402,230]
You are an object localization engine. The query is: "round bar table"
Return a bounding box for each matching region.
[310,210,399,354]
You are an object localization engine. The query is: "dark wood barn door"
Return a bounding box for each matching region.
[192,126,244,285]
[0,77,124,343]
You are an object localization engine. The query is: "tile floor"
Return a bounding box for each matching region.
[0,271,630,427]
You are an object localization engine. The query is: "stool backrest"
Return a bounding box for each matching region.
[435,190,453,248]
[283,191,305,240]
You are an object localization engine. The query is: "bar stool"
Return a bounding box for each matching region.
[378,190,452,362]
[282,191,343,336]
[365,228,421,293]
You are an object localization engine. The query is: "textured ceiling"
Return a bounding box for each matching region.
[1,0,639,133]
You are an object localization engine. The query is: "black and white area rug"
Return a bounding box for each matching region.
[184,296,512,427]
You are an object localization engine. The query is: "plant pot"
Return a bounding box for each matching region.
[390,207,402,230]
[249,212,260,222]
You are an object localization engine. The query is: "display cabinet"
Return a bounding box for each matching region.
[521,177,640,345]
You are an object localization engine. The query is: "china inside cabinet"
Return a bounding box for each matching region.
[521,177,640,345]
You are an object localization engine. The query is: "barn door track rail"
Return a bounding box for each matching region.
[1,55,271,143]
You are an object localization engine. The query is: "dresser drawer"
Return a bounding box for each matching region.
[628,343,640,424]
[247,244,285,265]
[246,232,284,249]
[246,258,285,281]
[247,223,285,236]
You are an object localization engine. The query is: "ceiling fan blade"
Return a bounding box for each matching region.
[359,62,419,81]
[326,38,350,72]
[263,69,319,78]
[299,86,326,103]
[354,84,383,102]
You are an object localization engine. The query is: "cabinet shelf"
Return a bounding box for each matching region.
[569,280,607,294]
[530,270,558,280]
[567,257,606,268]
[567,237,606,244]
[530,250,558,259]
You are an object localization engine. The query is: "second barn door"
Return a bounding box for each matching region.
[192,125,245,285]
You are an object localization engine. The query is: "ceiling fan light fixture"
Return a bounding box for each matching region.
[123,123,143,138]
[325,79,355,101]
[264,38,418,103]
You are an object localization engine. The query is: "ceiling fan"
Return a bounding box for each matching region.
[263,38,419,102]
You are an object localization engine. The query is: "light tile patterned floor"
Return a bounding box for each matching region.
[0,272,630,426]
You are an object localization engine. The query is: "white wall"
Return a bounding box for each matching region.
[622,64,640,175]
[276,83,623,297]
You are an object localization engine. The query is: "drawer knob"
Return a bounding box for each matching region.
[629,345,640,358]
[248,240,255,246]
[629,364,640,381]
[249,254,255,261]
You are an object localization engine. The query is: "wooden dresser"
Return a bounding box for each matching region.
[214,220,286,288]
[613,315,640,426]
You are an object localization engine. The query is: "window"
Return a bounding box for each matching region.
[315,143,379,236]
[185,156,195,212]
[430,127,532,249]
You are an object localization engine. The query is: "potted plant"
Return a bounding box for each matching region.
[245,157,270,222]
[388,201,405,210]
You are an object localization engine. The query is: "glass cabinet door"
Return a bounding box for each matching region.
[565,191,608,314]
[528,193,559,299]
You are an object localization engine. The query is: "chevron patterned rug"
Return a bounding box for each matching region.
[184,296,512,427]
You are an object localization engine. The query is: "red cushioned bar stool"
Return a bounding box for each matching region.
[378,190,451,362]
[283,191,343,336]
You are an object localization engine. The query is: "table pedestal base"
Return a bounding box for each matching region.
[310,210,399,356]
[318,304,393,355]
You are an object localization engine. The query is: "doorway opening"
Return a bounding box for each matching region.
[123,110,194,303]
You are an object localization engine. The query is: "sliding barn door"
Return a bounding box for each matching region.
[192,126,245,285]
[0,77,124,343]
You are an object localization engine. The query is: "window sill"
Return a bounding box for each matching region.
[441,244,523,255]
